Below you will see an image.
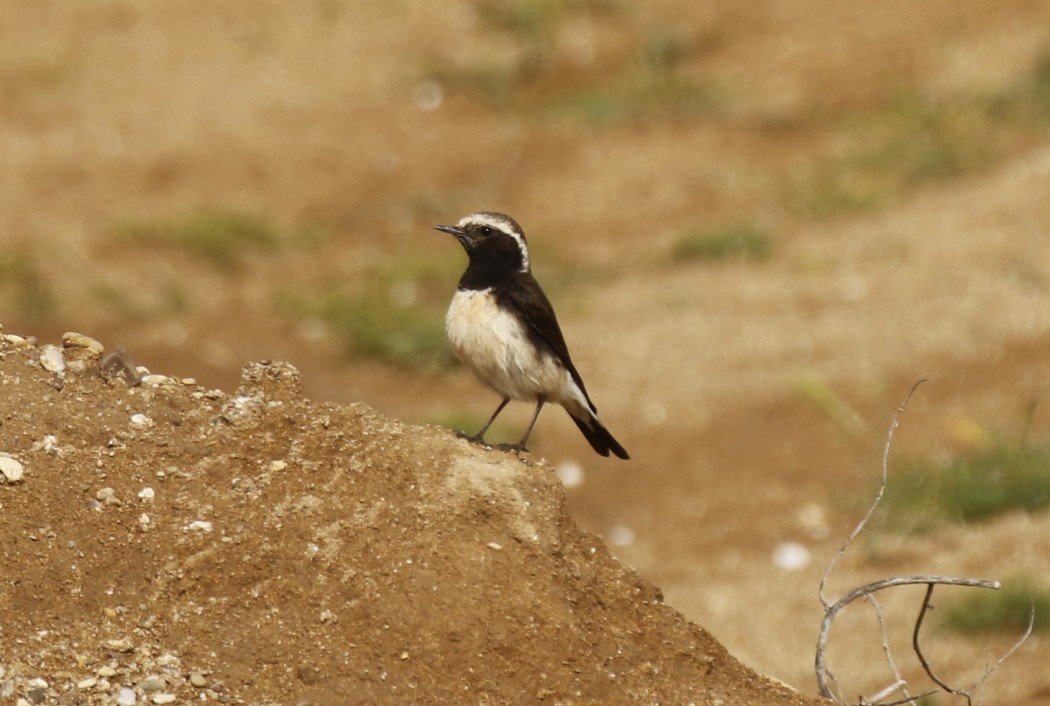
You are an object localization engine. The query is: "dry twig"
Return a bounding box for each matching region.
[814,380,1032,704]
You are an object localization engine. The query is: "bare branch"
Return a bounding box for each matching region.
[880,688,939,706]
[819,379,927,611]
[864,593,912,706]
[814,381,1033,704]
[969,600,1037,701]
[816,380,927,701]
[913,583,970,703]
[816,575,1000,699]
[913,585,1036,705]
[865,678,906,705]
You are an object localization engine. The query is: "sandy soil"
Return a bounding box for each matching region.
[0,335,819,705]
[2,1,1050,704]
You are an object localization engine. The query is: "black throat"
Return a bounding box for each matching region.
[457,241,527,292]
[461,259,533,292]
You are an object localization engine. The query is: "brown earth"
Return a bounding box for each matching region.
[0,334,818,706]
[2,1,1050,704]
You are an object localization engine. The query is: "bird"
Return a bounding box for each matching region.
[435,211,629,459]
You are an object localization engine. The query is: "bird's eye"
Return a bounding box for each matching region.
[480,226,493,236]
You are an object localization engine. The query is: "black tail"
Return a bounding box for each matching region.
[570,412,629,460]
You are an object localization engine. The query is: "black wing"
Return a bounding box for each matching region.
[500,273,597,413]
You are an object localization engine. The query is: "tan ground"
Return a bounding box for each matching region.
[2,1,1050,704]
[0,339,820,705]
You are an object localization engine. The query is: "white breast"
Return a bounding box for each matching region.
[445,288,570,403]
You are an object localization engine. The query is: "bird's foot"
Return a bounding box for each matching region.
[495,442,529,454]
[455,430,492,449]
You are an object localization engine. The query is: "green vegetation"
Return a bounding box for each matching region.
[986,50,1050,123]
[281,256,462,370]
[791,371,867,438]
[0,253,58,320]
[671,222,773,262]
[475,0,619,78]
[431,0,620,100]
[943,577,1050,635]
[547,74,719,125]
[290,287,453,370]
[92,278,189,320]
[546,27,721,124]
[116,211,281,270]
[796,50,1050,219]
[433,2,721,123]
[884,431,1050,530]
[796,90,991,219]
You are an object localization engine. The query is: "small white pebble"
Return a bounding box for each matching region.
[139,513,151,526]
[138,487,155,501]
[152,694,176,705]
[773,541,811,570]
[486,542,503,550]
[77,677,97,689]
[268,460,288,472]
[96,666,117,678]
[185,520,213,533]
[0,455,24,484]
[155,652,180,668]
[39,344,66,373]
[130,413,153,428]
[116,687,137,706]
[139,675,166,692]
[555,461,585,488]
[104,637,134,653]
[141,374,173,386]
[32,435,59,453]
[2,333,30,347]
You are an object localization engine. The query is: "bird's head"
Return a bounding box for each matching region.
[435,212,530,274]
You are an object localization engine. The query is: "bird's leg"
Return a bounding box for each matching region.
[458,397,511,447]
[500,397,545,453]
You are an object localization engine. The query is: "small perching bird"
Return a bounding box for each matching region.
[435,211,629,459]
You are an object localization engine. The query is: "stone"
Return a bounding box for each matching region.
[0,456,24,484]
[39,344,66,374]
[62,332,105,357]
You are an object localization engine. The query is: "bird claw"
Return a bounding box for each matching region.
[455,430,492,449]
[453,430,528,455]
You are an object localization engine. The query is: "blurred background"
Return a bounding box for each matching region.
[3,0,1050,701]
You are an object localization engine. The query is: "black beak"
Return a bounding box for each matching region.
[434,224,466,238]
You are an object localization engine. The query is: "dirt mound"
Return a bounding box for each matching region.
[0,331,823,706]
